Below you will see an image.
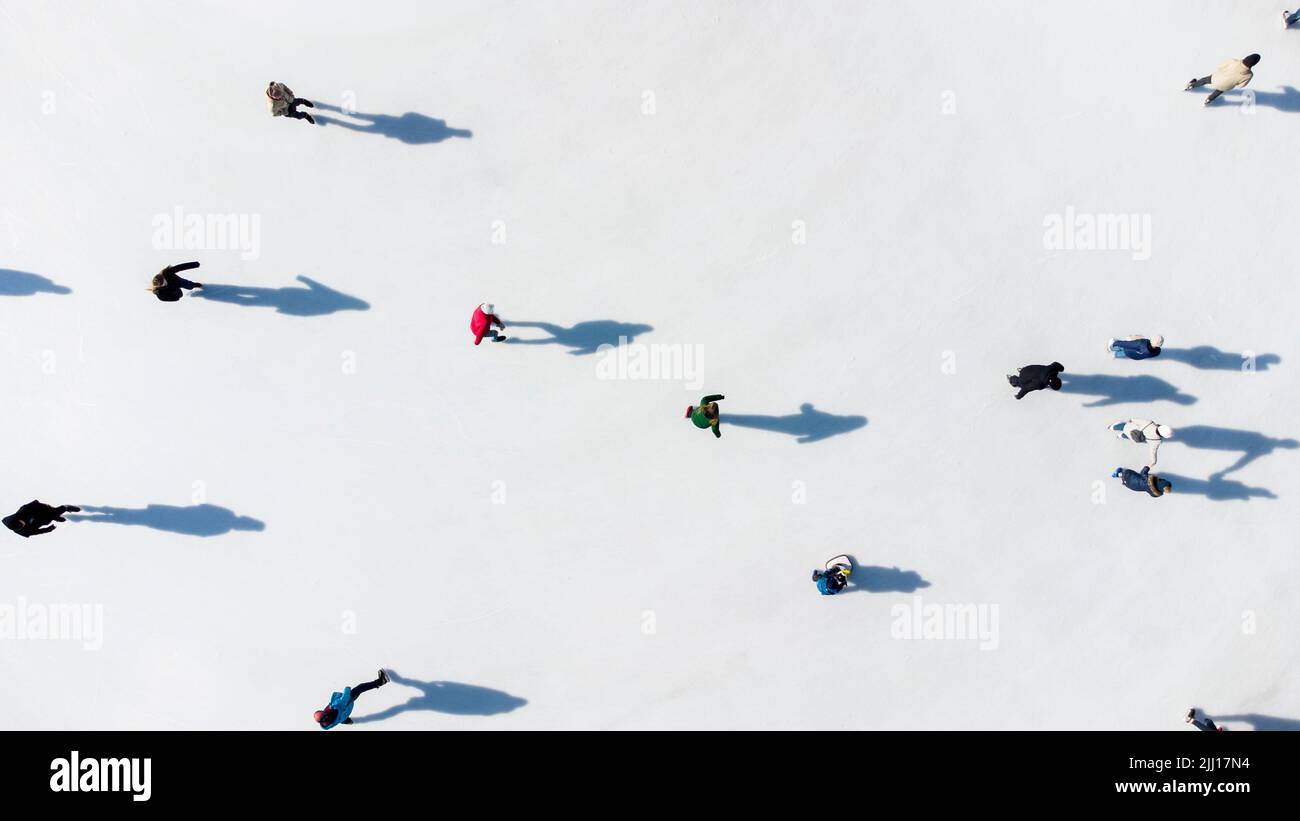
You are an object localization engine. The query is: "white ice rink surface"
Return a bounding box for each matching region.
[2,0,1298,730]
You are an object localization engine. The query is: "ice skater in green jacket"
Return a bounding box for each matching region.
[686,394,724,438]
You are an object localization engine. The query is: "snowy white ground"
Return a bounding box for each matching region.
[2,0,1298,730]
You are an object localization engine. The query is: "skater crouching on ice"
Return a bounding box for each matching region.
[1186,54,1259,106]
[471,302,506,344]
[812,559,853,596]
[266,81,315,124]
[686,394,725,438]
[3,500,81,538]
[1113,466,1172,498]
[148,261,203,302]
[1109,334,1163,361]
[1109,418,1174,469]
[314,669,389,729]
[1007,362,1064,400]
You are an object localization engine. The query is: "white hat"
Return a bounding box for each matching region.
[1150,334,1164,348]
[481,302,495,315]
[1156,424,1174,439]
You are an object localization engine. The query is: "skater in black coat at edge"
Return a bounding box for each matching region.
[1008,362,1064,400]
[148,261,203,302]
[3,500,81,537]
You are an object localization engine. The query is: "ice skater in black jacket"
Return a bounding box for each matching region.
[148,261,203,302]
[3,500,81,537]
[1007,362,1064,400]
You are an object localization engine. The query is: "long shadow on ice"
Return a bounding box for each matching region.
[1170,426,1299,479]
[1195,85,1300,113]
[1157,346,1281,372]
[1212,713,1300,731]
[351,670,526,724]
[194,275,369,317]
[505,319,654,355]
[0,269,72,296]
[727,403,867,444]
[1156,474,1275,502]
[67,504,266,536]
[846,565,931,595]
[314,103,473,144]
[1059,374,1196,407]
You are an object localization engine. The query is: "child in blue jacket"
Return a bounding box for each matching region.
[812,563,852,595]
[314,669,389,729]
[1113,466,1172,498]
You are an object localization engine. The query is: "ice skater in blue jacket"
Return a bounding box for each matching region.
[314,669,389,729]
[1113,466,1172,498]
[1108,334,1163,361]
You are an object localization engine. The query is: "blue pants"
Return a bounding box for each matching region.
[1110,339,1154,360]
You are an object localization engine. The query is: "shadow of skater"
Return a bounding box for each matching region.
[1158,346,1281,372]
[313,102,472,144]
[726,403,867,444]
[1156,474,1276,502]
[1171,426,1299,478]
[68,504,266,536]
[505,320,654,355]
[1213,713,1300,731]
[194,275,369,316]
[1059,374,1197,407]
[846,565,931,594]
[1198,85,1300,112]
[351,670,527,724]
[0,269,72,296]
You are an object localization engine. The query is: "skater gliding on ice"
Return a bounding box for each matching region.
[266,81,315,124]
[471,302,506,344]
[1108,419,1174,469]
[1109,334,1163,361]
[3,500,81,538]
[1285,9,1300,29]
[1113,466,1172,498]
[314,669,389,729]
[686,395,725,438]
[148,261,203,302]
[1186,54,1259,106]
[1008,362,1064,400]
[1186,708,1225,732]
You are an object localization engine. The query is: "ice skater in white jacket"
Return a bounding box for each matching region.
[266,81,315,124]
[1186,54,1260,106]
[1109,419,1174,469]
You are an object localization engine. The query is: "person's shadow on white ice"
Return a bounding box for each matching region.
[1190,84,1300,112]
[0,269,72,297]
[350,670,527,724]
[313,103,473,144]
[505,319,654,356]
[727,403,868,444]
[194,275,369,317]
[67,504,266,537]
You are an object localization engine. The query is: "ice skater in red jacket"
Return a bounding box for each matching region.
[471,302,507,345]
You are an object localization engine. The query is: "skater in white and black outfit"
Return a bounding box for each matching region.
[266,81,315,124]
[1186,54,1259,106]
[1284,9,1300,28]
[148,261,203,302]
[1109,419,1174,469]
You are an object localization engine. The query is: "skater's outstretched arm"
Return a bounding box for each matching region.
[712,422,721,439]
[33,525,56,536]
[165,261,201,276]
[702,394,724,403]
[1014,388,1028,400]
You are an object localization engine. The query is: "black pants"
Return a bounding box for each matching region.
[349,674,384,703]
[1190,77,1224,103]
[287,99,315,122]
